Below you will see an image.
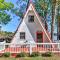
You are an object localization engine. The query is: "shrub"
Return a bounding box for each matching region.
[4,52,10,57]
[30,52,40,57]
[16,52,29,57]
[41,52,53,57]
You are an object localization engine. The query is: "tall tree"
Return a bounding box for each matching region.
[0,0,14,30]
[51,0,56,40]
[51,0,60,40]
[57,1,60,40]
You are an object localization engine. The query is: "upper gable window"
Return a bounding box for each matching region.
[28,15,34,22]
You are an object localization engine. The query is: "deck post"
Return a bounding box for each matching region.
[30,43,32,55]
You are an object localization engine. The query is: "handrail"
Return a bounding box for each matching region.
[3,43,60,45]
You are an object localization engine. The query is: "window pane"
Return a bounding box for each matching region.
[28,15,34,22]
[20,32,25,39]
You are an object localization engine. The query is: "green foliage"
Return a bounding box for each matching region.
[12,8,23,18]
[0,0,14,10]
[3,2,14,10]
[0,31,14,43]
[4,52,10,57]
[0,12,11,25]
[16,0,49,18]
[35,0,49,17]
[0,31,14,36]
[0,0,14,25]
[38,0,48,10]
[30,52,40,57]
[41,52,53,57]
[0,0,4,3]
[16,52,29,57]
[0,2,5,10]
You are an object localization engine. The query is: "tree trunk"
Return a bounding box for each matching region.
[51,7,55,41]
[57,0,60,40]
[58,16,60,40]
[0,25,2,32]
[51,0,58,41]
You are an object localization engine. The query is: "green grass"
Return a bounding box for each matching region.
[17,56,60,60]
[0,55,60,60]
[0,57,16,60]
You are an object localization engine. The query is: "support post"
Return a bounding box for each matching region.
[30,43,32,55]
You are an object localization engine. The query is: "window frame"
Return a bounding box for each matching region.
[20,32,25,39]
[28,15,34,22]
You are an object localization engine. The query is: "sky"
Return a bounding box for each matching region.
[2,0,20,32]
[1,0,57,33]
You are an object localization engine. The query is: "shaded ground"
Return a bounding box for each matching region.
[0,55,60,60]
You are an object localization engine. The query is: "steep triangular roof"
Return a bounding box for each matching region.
[12,2,52,43]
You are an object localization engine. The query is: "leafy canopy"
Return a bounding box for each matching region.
[0,0,14,25]
[0,12,11,25]
[0,0,14,10]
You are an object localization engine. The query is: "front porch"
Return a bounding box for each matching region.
[0,43,60,54]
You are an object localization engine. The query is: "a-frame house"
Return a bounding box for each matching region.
[11,1,52,46]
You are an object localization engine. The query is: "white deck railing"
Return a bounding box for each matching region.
[0,43,60,54]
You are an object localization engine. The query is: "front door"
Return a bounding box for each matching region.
[36,32,43,47]
[36,32,43,43]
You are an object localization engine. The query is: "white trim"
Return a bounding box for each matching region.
[0,43,60,53]
[5,43,60,45]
